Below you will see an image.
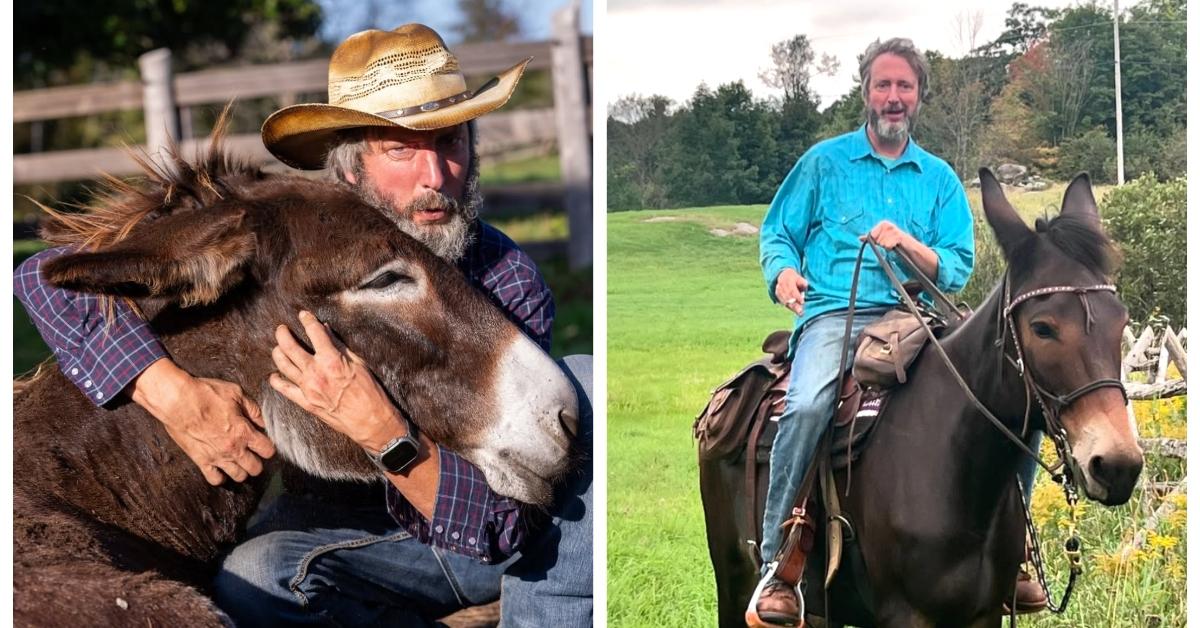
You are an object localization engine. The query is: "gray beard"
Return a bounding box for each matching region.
[868,107,916,146]
[352,165,484,263]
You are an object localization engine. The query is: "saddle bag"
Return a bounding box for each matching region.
[852,308,944,390]
[694,330,790,461]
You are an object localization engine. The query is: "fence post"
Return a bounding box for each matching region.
[138,48,179,165]
[551,0,593,270]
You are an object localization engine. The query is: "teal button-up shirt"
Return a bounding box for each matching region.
[760,126,974,349]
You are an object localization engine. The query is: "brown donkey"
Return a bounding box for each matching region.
[14,133,578,626]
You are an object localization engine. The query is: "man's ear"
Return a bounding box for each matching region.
[43,206,256,307]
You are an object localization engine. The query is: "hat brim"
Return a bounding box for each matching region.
[261,57,531,170]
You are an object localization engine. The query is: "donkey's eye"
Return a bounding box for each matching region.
[1031,321,1057,339]
[359,271,412,291]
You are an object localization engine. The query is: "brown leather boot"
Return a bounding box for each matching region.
[1012,569,1048,613]
[747,577,802,627]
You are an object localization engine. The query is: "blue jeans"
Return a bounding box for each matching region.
[214,355,594,627]
[759,311,885,571]
[1019,429,1043,503]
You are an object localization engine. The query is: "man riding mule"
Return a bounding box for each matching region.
[15,24,593,626]
[750,37,1047,625]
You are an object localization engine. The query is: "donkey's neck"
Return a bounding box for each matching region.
[941,282,1031,422]
[934,281,1040,518]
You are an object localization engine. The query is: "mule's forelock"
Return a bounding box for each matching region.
[1017,212,1119,280]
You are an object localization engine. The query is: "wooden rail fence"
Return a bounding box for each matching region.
[14,4,593,267]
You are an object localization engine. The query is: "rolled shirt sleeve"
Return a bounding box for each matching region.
[760,155,816,302]
[14,247,168,406]
[385,448,548,563]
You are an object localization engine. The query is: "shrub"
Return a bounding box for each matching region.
[1057,127,1116,183]
[1101,174,1186,326]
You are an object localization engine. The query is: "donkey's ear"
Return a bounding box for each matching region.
[1060,173,1099,221]
[43,206,256,307]
[979,168,1032,257]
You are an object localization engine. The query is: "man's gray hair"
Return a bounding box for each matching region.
[858,38,931,104]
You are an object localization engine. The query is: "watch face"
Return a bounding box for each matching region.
[380,438,420,472]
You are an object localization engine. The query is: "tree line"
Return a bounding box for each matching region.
[607,0,1185,211]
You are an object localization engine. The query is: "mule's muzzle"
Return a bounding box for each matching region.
[1082,449,1143,506]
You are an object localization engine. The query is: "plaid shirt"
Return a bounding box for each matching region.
[13,219,555,563]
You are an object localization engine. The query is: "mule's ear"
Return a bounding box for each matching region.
[979,168,1031,257]
[1060,173,1100,221]
[43,206,255,307]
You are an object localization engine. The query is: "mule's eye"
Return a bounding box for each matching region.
[359,271,412,291]
[1031,321,1057,339]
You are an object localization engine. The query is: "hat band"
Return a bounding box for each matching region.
[374,90,474,120]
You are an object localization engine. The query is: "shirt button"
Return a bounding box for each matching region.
[84,380,93,388]
[434,525,444,534]
[468,537,477,545]
[95,392,104,400]
[451,531,460,540]
[70,368,79,375]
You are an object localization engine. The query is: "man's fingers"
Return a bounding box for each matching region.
[275,324,314,368]
[240,393,267,429]
[217,460,249,483]
[299,311,337,355]
[271,345,304,386]
[200,464,225,486]
[270,372,315,413]
[246,428,277,459]
[235,451,265,477]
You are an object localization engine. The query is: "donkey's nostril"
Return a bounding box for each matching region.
[559,408,579,439]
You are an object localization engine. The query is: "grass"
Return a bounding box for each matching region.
[606,187,1184,627]
[479,153,561,186]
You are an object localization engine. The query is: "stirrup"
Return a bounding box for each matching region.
[744,562,806,628]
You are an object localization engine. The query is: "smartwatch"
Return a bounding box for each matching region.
[366,415,421,474]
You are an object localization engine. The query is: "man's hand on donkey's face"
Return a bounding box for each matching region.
[269,311,406,452]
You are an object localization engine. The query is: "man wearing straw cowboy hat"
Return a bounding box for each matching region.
[15,23,592,626]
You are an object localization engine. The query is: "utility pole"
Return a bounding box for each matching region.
[1113,0,1125,184]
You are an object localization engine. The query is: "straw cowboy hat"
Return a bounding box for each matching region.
[261,23,531,170]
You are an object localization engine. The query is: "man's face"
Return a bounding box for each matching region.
[348,123,479,261]
[865,52,920,145]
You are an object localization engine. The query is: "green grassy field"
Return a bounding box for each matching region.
[607,187,1185,627]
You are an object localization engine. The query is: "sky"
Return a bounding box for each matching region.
[316,0,593,45]
[607,0,1100,110]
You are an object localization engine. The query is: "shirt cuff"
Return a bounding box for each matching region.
[385,448,537,563]
[64,309,169,406]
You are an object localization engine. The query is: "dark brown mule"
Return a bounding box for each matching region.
[701,169,1142,627]
[14,127,578,626]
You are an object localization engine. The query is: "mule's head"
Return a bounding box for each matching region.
[979,169,1142,505]
[40,152,578,505]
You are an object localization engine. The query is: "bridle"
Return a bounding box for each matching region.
[866,240,1126,478]
[996,272,1127,482]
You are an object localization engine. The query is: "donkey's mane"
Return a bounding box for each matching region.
[1011,212,1119,280]
[39,113,263,252]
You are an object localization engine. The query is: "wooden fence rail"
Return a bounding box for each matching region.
[1123,325,1187,401]
[14,8,593,267]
